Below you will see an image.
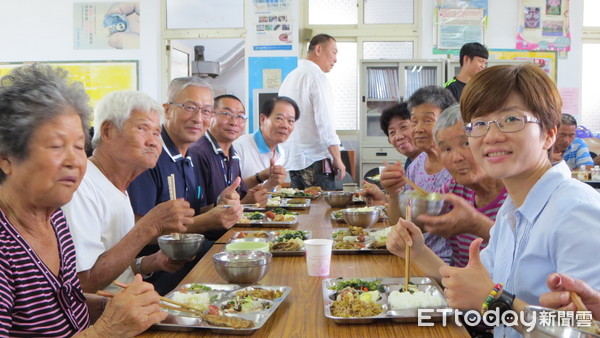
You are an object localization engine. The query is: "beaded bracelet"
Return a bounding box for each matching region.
[481,283,503,314]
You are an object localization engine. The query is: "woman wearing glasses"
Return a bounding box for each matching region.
[386,64,600,337]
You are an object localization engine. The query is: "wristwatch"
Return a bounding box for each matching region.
[255,172,264,184]
[488,289,515,318]
[134,256,153,279]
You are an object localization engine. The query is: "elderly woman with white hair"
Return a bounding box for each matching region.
[0,64,167,336]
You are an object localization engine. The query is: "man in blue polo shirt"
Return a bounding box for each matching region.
[127,77,243,295]
[189,94,268,240]
[551,113,594,170]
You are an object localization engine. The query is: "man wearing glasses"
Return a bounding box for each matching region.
[550,114,593,170]
[188,94,268,240]
[127,77,243,295]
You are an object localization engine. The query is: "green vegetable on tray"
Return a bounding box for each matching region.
[328,278,386,293]
[275,230,308,242]
[187,283,212,291]
[248,212,264,220]
[272,207,298,215]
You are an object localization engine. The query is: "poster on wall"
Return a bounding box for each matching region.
[516,0,570,55]
[489,49,557,82]
[73,2,140,49]
[433,0,488,54]
[250,0,293,51]
[0,61,138,111]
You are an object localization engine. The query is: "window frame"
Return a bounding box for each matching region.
[301,0,420,132]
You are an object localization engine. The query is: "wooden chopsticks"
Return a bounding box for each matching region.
[102,280,206,317]
[570,291,600,332]
[404,176,428,195]
[404,203,411,292]
[167,174,181,240]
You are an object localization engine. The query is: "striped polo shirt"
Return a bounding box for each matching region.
[439,179,508,267]
[0,208,90,336]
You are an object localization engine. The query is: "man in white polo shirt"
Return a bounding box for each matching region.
[234,96,299,190]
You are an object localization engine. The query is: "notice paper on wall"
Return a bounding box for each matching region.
[250,0,294,51]
[73,2,140,49]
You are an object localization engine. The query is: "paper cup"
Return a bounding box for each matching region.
[304,239,333,276]
[343,183,357,192]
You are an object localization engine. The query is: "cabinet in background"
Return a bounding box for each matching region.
[359,60,445,181]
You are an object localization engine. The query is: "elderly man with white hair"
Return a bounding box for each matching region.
[62,90,194,293]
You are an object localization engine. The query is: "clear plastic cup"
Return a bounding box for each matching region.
[304,239,333,276]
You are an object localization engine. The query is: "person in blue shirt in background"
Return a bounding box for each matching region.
[551,113,594,169]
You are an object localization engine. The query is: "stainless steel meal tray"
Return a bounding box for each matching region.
[266,198,311,209]
[235,213,299,228]
[228,231,311,256]
[154,284,291,334]
[330,210,388,223]
[322,277,453,324]
[331,228,390,254]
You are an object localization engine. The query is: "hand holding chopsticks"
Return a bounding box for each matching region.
[108,280,206,316]
[92,275,168,336]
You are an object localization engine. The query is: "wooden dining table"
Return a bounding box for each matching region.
[140,196,470,337]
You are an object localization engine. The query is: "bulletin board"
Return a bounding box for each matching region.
[0,61,139,110]
[516,0,570,55]
[489,49,557,82]
[433,0,489,54]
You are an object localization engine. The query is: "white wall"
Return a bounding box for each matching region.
[0,1,162,100]
[174,38,246,102]
[0,1,583,102]
[421,0,583,90]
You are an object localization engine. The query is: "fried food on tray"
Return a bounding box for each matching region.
[305,186,322,194]
[333,240,364,250]
[235,231,268,239]
[287,198,306,205]
[270,238,303,252]
[201,314,255,329]
[349,226,366,236]
[330,289,383,318]
[235,288,283,300]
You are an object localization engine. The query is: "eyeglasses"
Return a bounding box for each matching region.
[463,114,541,137]
[169,102,214,118]
[215,110,248,121]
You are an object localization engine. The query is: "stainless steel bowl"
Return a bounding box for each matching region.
[213,250,272,284]
[229,237,271,244]
[158,233,204,260]
[341,207,380,228]
[523,305,600,337]
[398,191,447,230]
[323,191,354,208]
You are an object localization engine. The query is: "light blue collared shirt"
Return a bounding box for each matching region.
[253,129,281,155]
[480,161,600,337]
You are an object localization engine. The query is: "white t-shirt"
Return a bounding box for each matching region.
[278,59,341,171]
[234,130,285,181]
[62,160,135,293]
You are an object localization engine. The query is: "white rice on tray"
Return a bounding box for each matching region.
[388,290,445,309]
[170,291,210,311]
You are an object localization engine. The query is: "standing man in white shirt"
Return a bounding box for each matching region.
[279,33,346,190]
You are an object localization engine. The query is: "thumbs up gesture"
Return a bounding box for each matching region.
[263,158,287,191]
[439,238,494,310]
[217,177,242,205]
